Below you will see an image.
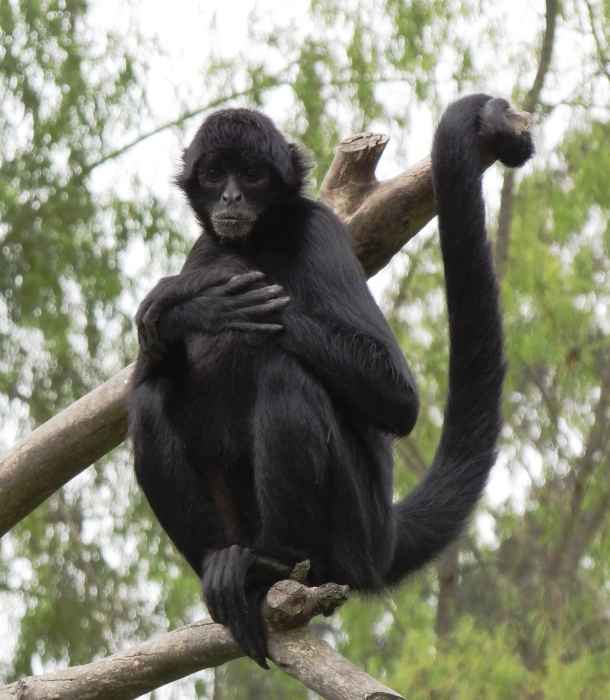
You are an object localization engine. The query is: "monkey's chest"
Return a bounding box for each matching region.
[176,332,273,459]
[186,330,269,378]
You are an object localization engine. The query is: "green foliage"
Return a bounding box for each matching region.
[0,0,185,674]
[0,0,183,424]
[393,618,530,699]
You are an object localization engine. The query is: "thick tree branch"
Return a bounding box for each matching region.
[319,134,435,277]
[0,366,132,536]
[0,580,404,700]
[0,103,528,537]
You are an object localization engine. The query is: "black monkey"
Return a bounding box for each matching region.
[129,97,533,667]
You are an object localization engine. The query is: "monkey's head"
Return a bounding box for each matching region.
[177,109,309,241]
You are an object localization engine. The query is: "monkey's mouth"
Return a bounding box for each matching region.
[212,215,255,240]
[213,215,253,223]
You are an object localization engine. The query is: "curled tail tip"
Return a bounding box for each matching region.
[480,97,535,169]
[497,130,535,169]
[432,94,535,174]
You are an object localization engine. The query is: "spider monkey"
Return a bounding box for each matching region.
[129,96,534,667]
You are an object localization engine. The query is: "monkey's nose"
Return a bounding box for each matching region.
[222,189,242,204]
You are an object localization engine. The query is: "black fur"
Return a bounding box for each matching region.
[177,108,310,198]
[129,98,533,667]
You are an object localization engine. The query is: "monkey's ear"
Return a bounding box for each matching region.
[287,143,312,193]
[176,144,202,193]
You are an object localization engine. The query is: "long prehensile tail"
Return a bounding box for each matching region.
[386,95,534,584]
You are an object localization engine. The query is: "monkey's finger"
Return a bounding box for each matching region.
[135,278,176,322]
[136,325,148,350]
[137,324,165,359]
[140,324,164,353]
[223,550,269,668]
[141,306,164,344]
[226,547,249,622]
[206,549,230,625]
[228,594,269,668]
[225,322,284,333]
[243,588,270,669]
[219,271,267,295]
[227,284,287,308]
[232,297,290,320]
[135,296,158,330]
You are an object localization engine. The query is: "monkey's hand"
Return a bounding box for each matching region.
[202,545,292,669]
[136,270,290,359]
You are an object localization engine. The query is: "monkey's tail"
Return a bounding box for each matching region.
[385,95,530,585]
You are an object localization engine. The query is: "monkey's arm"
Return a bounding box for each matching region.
[135,270,287,363]
[280,205,419,436]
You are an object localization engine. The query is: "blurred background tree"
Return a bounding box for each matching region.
[0,0,608,697]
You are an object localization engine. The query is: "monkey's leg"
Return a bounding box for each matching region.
[131,381,226,573]
[252,356,335,578]
[203,357,336,667]
[132,394,273,665]
[253,355,397,592]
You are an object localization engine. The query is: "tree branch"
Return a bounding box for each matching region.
[0,103,527,537]
[78,61,299,179]
[435,541,460,639]
[495,0,559,277]
[0,366,132,536]
[319,134,435,277]
[548,362,610,579]
[584,0,610,80]
[0,580,404,700]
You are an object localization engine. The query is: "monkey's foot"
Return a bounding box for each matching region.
[202,545,292,669]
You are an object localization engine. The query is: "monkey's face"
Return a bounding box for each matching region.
[194,153,279,241]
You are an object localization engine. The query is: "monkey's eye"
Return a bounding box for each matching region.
[241,165,267,183]
[200,165,225,183]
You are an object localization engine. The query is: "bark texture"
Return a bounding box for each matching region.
[0,365,132,536]
[0,580,404,700]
